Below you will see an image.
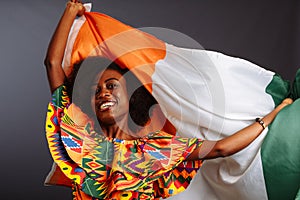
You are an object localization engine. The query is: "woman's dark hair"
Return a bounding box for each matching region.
[67,56,157,132]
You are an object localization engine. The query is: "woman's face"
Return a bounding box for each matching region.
[91,69,129,126]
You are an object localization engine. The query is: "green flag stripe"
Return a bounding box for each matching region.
[263,70,300,200]
[265,73,290,106]
[296,188,300,200]
[291,69,300,99]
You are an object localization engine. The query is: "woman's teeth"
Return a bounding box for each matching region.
[100,101,116,110]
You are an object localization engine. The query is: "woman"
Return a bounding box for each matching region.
[44,1,293,199]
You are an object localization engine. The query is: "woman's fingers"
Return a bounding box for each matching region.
[77,3,85,16]
[282,98,293,105]
[276,98,293,111]
[66,0,85,16]
[71,0,82,3]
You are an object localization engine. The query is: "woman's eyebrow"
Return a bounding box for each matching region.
[105,78,119,83]
[91,78,119,87]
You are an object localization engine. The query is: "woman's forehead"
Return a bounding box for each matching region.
[96,69,126,83]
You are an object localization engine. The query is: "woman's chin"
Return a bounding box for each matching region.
[97,116,116,126]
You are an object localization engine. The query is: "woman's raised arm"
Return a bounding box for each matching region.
[187,98,293,160]
[44,1,85,93]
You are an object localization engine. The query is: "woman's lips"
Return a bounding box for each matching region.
[98,100,116,112]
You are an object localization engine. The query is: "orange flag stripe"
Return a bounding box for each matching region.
[70,12,166,93]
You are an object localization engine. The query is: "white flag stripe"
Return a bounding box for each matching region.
[152,44,274,199]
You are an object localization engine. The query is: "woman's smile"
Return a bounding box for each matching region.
[98,99,117,112]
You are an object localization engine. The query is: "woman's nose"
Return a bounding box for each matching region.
[96,87,111,99]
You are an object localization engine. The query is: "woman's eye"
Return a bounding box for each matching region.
[107,83,119,89]
[95,87,101,94]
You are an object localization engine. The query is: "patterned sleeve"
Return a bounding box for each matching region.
[142,131,203,171]
[45,85,86,185]
[142,131,203,198]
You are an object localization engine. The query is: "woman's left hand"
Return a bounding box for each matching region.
[276,98,293,112]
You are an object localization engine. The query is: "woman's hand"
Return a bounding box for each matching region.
[276,98,293,111]
[67,0,85,17]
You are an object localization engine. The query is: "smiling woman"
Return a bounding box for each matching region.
[43,1,293,199]
[45,57,205,199]
[69,57,158,135]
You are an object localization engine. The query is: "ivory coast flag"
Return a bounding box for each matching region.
[46,4,300,200]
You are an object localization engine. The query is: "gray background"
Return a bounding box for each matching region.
[0,0,299,199]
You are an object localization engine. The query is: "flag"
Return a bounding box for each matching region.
[47,4,300,200]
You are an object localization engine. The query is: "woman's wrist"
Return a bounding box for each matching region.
[255,118,266,129]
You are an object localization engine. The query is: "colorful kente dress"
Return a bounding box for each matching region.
[45,85,203,199]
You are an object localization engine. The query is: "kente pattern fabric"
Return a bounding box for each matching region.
[46,85,203,199]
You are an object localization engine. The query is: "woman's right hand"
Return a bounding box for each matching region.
[67,0,85,17]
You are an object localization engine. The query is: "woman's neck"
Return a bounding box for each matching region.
[104,126,136,140]
[98,119,137,140]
